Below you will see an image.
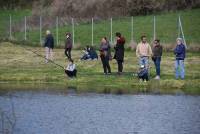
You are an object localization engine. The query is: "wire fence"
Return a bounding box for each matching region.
[0,15,187,48]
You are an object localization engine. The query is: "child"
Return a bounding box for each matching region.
[64,59,77,78]
[138,65,149,82]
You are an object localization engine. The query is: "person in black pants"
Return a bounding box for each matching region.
[99,37,111,75]
[65,33,73,59]
[138,65,149,82]
[114,32,125,75]
[64,59,77,78]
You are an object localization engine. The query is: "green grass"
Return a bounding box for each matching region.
[0,9,200,48]
[0,42,200,95]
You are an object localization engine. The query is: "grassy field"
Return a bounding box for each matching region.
[0,9,200,48]
[0,42,200,94]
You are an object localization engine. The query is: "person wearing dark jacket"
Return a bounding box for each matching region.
[174,38,186,79]
[114,32,125,75]
[99,37,111,74]
[44,30,54,63]
[138,65,148,82]
[152,39,163,80]
[65,32,73,59]
[89,46,98,60]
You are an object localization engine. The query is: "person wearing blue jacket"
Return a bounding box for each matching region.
[44,30,54,63]
[174,38,186,79]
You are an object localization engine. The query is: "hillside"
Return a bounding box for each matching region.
[0,8,200,49]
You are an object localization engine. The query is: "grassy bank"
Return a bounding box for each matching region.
[0,9,200,48]
[0,42,200,95]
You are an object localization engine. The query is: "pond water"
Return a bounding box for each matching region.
[0,88,200,134]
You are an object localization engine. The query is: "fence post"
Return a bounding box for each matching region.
[110,18,113,44]
[9,14,12,39]
[56,16,59,45]
[24,16,27,40]
[131,16,133,41]
[40,16,42,45]
[153,16,156,40]
[92,18,94,46]
[72,18,75,46]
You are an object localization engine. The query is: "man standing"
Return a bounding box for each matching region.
[136,35,152,68]
[152,39,163,80]
[174,38,186,79]
[44,30,54,63]
[65,32,73,60]
[114,32,125,75]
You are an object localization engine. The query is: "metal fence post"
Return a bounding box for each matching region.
[110,18,113,44]
[40,16,42,45]
[92,18,94,46]
[9,14,12,39]
[24,16,27,40]
[56,16,59,45]
[72,18,75,46]
[153,16,156,40]
[131,16,133,41]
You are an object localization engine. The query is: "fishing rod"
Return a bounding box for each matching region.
[14,44,65,70]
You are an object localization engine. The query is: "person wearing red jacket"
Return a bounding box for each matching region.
[114,32,125,75]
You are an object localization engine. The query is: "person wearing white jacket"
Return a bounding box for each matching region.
[64,59,77,78]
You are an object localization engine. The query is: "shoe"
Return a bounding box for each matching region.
[117,72,122,75]
[154,75,160,80]
[144,80,147,83]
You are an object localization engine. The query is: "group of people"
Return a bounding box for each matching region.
[43,30,186,81]
[81,46,98,60]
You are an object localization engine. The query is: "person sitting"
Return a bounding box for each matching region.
[138,65,149,82]
[64,59,77,78]
[89,46,98,60]
[81,46,90,60]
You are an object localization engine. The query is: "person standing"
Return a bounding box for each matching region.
[99,37,111,75]
[65,32,73,60]
[152,39,163,80]
[114,32,125,75]
[174,38,186,80]
[136,35,152,68]
[44,30,54,63]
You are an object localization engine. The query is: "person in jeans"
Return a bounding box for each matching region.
[65,32,73,60]
[44,30,54,63]
[136,35,152,68]
[152,39,163,80]
[114,32,125,75]
[64,59,77,78]
[99,37,111,75]
[174,38,186,79]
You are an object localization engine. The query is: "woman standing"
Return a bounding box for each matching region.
[152,39,162,80]
[65,32,73,60]
[99,37,111,75]
[114,32,125,75]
